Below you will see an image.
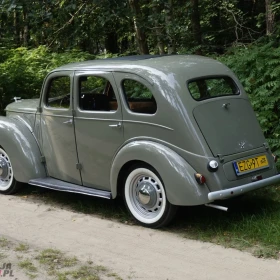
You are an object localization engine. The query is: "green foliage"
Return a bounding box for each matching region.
[219,41,280,161]
[0,46,94,114]
[123,79,153,99]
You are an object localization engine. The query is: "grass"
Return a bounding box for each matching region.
[17,184,280,259]
[18,259,38,279]
[36,248,78,273]
[168,186,280,258]
[0,237,10,248]
[19,259,38,272]
[15,243,29,252]
[0,237,123,280]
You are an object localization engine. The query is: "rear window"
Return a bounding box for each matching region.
[188,76,239,101]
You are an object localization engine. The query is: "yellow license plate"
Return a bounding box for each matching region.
[233,155,269,176]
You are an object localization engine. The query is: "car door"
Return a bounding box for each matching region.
[41,71,82,185]
[73,71,124,191]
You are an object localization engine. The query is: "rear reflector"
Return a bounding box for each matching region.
[252,175,263,182]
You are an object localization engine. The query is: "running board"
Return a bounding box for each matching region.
[29,177,111,199]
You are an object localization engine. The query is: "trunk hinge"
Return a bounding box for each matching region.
[217,154,224,163]
[76,163,82,170]
[37,107,42,113]
[40,156,46,163]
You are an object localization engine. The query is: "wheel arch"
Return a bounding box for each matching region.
[111,140,210,206]
[116,159,153,199]
[0,117,47,183]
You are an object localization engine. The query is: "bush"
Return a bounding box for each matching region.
[219,41,280,162]
[0,46,94,114]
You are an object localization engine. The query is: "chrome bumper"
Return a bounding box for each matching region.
[208,174,280,201]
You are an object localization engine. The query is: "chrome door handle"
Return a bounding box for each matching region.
[63,119,73,125]
[109,122,122,128]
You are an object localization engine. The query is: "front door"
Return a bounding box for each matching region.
[73,71,124,191]
[41,71,81,185]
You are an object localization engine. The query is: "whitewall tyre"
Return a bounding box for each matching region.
[124,164,177,228]
[0,148,21,194]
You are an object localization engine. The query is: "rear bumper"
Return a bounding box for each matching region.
[208,174,280,201]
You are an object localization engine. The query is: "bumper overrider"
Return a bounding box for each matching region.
[208,174,280,201]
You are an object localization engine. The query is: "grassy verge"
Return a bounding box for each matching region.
[16,184,280,259]
[0,236,122,280]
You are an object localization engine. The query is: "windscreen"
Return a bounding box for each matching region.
[188,76,239,101]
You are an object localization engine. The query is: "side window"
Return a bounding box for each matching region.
[122,79,157,114]
[46,76,70,109]
[79,76,118,111]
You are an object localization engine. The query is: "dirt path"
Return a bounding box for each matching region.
[0,195,280,280]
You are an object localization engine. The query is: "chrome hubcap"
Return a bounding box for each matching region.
[0,158,9,178]
[130,174,164,219]
[0,149,13,190]
[137,181,157,208]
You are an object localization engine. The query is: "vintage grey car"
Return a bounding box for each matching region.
[1,55,280,228]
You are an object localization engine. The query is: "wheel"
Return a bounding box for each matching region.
[124,164,177,228]
[0,147,21,194]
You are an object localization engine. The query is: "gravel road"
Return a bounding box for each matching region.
[0,194,280,280]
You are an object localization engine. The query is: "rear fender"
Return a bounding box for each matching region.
[110,141,210,206]
[0,117,46,182]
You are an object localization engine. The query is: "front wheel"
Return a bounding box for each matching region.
[124,164,177,228]
[0,147,21,194]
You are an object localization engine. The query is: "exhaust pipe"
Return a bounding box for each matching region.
[205,203,228,212]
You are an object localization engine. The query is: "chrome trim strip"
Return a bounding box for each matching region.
[5,110,36,114]
[73,118,174,131]
[123,120,174,131]
[208,174,280,201]
[42,114,73,118]
[29,179,111,199]
[75,117,122,122]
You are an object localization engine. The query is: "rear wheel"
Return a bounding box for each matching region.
[123,164,177,228]
[0,148,21,194]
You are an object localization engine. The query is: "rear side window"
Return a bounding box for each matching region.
[188,76,239,101]
[122,79,157,114]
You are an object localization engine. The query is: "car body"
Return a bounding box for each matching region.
[1,55,280,228]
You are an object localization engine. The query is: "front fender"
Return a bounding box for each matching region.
[110,141,210,206]
[0,117,46,182]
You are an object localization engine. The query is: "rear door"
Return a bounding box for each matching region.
[73,71,124,191]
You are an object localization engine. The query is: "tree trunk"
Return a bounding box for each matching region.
[105,32,119,54]
[13,10,20,46]
[22,6,29,47]
[265,0,275,35]
[153,4,165,55]
[165,0,176,54]
[190,0,202,54]
[128,0,149,54]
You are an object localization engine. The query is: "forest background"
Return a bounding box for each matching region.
[0,0,280,157]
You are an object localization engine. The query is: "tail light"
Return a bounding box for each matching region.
[272,153,278,163]
[194,173,206,185]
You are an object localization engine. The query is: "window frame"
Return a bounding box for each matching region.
[187,75,240,101]
[78,75,119,112]
[121,78,157,115]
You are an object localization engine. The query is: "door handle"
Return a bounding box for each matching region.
[63,119,73,125]
[109,122,122,128]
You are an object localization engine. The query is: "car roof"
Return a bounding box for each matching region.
[52,55,233,81]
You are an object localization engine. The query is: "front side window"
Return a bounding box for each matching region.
[122,79,157,114]
[188,76,239,101]
[79,76,118,111]
[46,76,71,108]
